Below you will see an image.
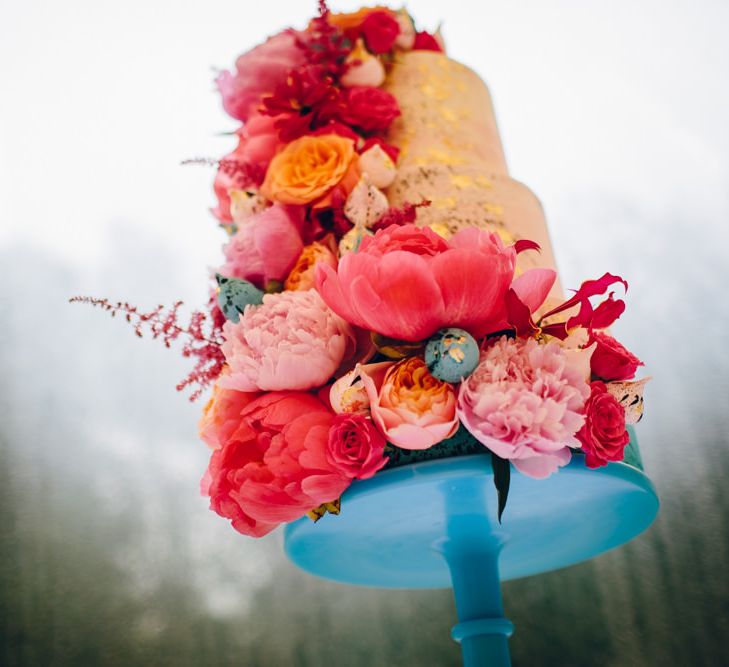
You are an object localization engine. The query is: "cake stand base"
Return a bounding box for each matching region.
[284,454,659,667]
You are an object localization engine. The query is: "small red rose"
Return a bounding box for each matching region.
[590,332,643,381]
[413,31,443,52]
[360,10,401,54]
[326,413,388,480]
[576,381,630,468]
[337,86,401,133]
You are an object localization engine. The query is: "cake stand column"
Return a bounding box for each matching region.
[435,477,513,667]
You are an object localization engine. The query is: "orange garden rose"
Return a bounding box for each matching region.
[261,134,357,205]
[359,357,459,450]
[324,6,391,31]
[285,241,338,291]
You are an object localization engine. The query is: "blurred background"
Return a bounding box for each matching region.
[2,1,728,665]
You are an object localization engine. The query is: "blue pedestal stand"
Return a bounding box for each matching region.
[285,454,659,666]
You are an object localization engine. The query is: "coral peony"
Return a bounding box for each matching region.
[216,30,306,122]
[261,134,356,205]
[198,379,259,450]
[202,392,350,537]
[336,86,401,133]
[212,113,282,223]
[327,413,388,479]
[219,203,304,290]
[589,332,643,381]
[457,336,591,479]
[284,241,338,291]
[359,357,459,450]
[576,381,630,468]
[315,223,518,341]
[219,289,354,392]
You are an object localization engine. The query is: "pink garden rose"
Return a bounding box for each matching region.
[315,224,519,342]
[219,289,354,392]
[576,381,630,468]
[326,413,388,479]
[202,392,350,537]
[212,113,283,224]
[457,336,591,479]
[219,203,305,290]
[216,30,306,122]
[359,357,459,450]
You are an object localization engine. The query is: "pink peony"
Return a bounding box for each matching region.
[212,113,283,223]
[316,224,519,342]
[216,30,306,122]
[219,289,354,392]
[359,357,459,450]
[457,336,591,479]
[326,413,388,479]
[219,203,305,290]
[202,392,350,537]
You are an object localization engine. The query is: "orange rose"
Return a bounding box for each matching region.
[261,134,356,205]
[285,240,338,291]
[323,6,390,31]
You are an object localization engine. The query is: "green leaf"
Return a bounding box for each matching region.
[491,453,511,523]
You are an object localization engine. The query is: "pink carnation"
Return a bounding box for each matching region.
[219,289,354,392]
[316,223,518,342]
[219,203,305,290]
[457,336,591,479]
[216,30,306,122]
[212,113,283,224]
[202,392,350,537]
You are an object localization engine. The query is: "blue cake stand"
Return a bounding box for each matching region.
[285,453,659,667]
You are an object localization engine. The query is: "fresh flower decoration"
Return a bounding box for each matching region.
[74,3,648,537]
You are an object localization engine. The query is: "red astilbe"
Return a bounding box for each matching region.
[181,157,267,189]
[298,1,353,78]
[70,296,226,401]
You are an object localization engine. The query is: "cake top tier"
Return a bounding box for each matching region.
[385,51,508,176]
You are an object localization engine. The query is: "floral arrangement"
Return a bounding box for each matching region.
[74,2,648,537]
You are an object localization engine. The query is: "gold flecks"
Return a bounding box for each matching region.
[496,228,516,244]
[440,107,457,122]
[433,196,457,208]
[475,175,494,189]
[427,148,465,165]
[450,174,474,189]
[428,222,452,239]
[482,202,504,215]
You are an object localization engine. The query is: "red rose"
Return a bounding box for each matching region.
[360,10,401,54]
[202,392,351,537]
[413,31,443,52]
[337,87,401,133]
[590,332,643,381]
[576,381,630,468]
[327,413,388,480]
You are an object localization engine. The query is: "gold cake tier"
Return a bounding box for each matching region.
[384,51,563,299]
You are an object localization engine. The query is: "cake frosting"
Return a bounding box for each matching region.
[385,51,564,302]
